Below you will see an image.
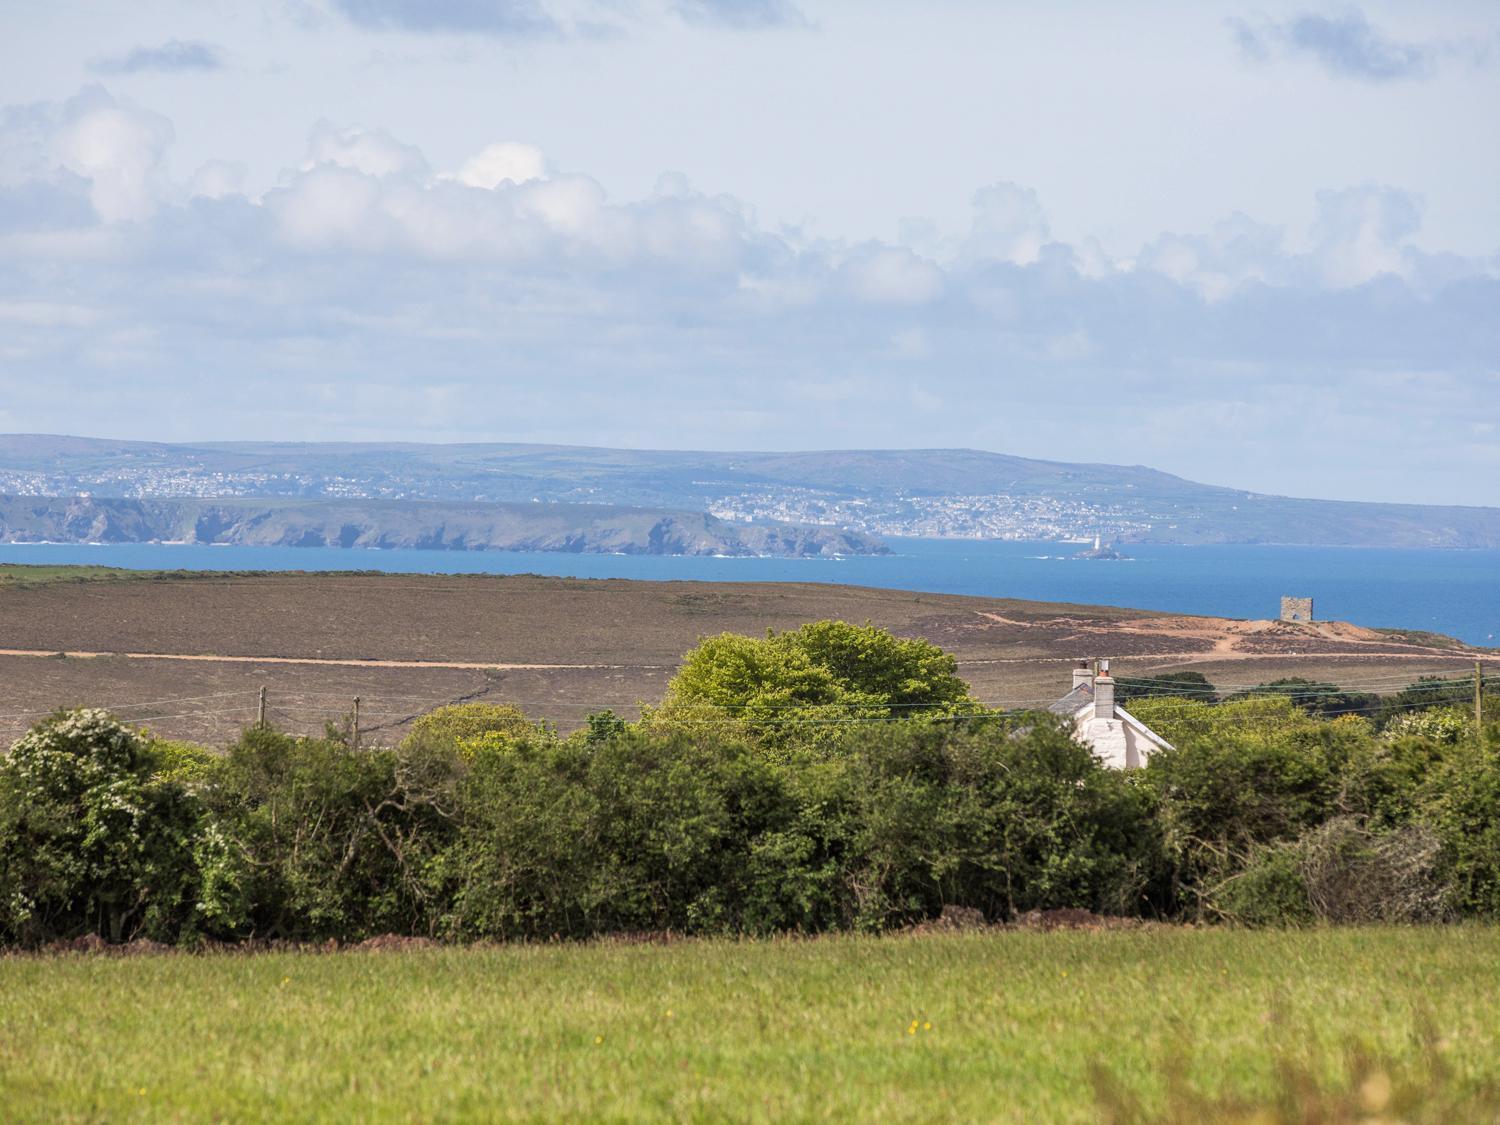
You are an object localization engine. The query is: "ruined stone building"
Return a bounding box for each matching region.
[1280,596,1314,623]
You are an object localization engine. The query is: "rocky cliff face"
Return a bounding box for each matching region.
[0,497,887,558]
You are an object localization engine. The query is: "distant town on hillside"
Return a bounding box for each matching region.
[1,435,1497,549]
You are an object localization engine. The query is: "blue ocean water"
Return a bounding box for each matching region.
[1,539,1496,646]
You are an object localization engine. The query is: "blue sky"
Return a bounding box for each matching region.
[0,1,1496,504]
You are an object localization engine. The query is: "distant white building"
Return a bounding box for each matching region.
[1048,659,1173,768]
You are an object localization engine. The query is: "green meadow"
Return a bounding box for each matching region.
[3,928,1499,1122]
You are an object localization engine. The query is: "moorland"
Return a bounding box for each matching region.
[0,565,1481,744]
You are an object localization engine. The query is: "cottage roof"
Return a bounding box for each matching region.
[1047,683,1093,716]
[1047,679,1175,752]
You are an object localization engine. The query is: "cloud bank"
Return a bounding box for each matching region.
[1231,8,1436,81]
[330,0,561,37]
[675,0,807,30]
[90,40,227,75]
[0,85,1495,503]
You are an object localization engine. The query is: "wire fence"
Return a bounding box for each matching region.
[0,666,1489,748]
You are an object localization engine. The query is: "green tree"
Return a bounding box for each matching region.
[1227,678,1378,720]
[403,702,542,761]
[194,727,460,940]
[1115,671,1217,705]
[1140,708,1372,917]
[1376,676,1479,728]
[0,709,201,945]
[654,620,978,750]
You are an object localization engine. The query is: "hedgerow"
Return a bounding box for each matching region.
[1,629,1497,946]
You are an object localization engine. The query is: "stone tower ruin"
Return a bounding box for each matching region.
[1280,596,1314,624]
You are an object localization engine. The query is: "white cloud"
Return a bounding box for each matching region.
[0,85,1497,503]
[839,246,944,304]
[1309,184,1422,287]
[189,160,248,200]
[963,182,1051,266]
[47,87,173,223]
[303,121,430,179]
[1137,213,1288,299]
[453,142,548,188]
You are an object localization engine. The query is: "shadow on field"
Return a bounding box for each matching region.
[1091,1011,1500,1124]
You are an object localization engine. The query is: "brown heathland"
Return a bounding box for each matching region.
[0,569,1480,744]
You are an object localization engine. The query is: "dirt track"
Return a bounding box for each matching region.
[0,571,1481,744]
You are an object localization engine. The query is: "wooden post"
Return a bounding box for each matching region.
[257,686,267,730]
[353,696,361,749]
[1478,662,1485,739]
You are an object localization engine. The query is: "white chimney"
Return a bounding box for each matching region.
[1072,660,1092,691]
[1094,659,1115,719]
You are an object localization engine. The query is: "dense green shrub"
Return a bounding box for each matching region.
[812,717,1162,926]
[437,715,1163,938]
[430,714,1166,938]
[1411,735,1500,917]
[193,728,460,940]
[144,737,219,784]
[1210,843,1315,927]
[1115,671,1217,705]
[1227,678,1379,720]
[1209,818,1450,926]
[1375,676,1493,728]
[0,710,201,945]
[1141,711,1371,915]
[440,727,791,938]
[1382,707,1471,744]
[403,702,544,760]
[1129,694,1323,747]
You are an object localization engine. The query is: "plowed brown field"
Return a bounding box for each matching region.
[0,569,1480,744]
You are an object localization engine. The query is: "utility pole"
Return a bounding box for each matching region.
[352,696,361,750]
[257,686,267,730]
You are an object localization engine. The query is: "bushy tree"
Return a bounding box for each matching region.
[1140,707,1371,916]
[403,702,541,760]
[1128,694,1318,748]
[1382,707,1471,744]
[1376,676,1479,727]
[1115,671,1216,705]
[1227,678,1378,720]
[812,716,1161,925]
[440,728,791,939]
[0,709,201,945]
[654,620,979,751]
[1411,734,1500,916]
[193,728,460,940]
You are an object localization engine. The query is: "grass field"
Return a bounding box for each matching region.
[3,929,1499,1122]
[0,564,169,587]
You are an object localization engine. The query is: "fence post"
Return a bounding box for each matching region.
[257,686,267,730]
[353,696,361,749]
[1478,661,1485,739]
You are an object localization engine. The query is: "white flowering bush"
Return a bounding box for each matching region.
[0,709,201,945]
[1383,707,1471,745]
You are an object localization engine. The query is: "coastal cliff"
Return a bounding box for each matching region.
[0,496,887,558]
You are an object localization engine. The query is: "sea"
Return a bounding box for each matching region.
[1,539,1496,647]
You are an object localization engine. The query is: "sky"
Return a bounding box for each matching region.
[0,0,1497,505]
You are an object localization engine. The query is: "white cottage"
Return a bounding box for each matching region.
[1048,659,1173,768]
